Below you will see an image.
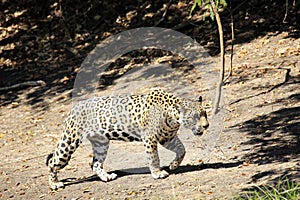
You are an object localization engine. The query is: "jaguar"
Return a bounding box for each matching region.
[46,89,209,189]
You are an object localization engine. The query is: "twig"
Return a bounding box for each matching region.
[154,0,172,26]
[283,0,288,23]
[210,0,225,115]
[229,68,291,105]
[231,0,247,14]
[173,11,212,30]
[0,153,49,166]
[0,80,46,91]
[72,196,82,200]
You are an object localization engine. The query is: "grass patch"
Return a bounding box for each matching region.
[236,177,300,200]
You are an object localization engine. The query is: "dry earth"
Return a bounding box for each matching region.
[0,30,299,200]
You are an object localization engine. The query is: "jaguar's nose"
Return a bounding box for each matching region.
[203,124,209,129]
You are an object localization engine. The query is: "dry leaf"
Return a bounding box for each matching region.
[11,102,19,108]
[144,13,154,18]
[178,2,187,9]
[60,76,69,83]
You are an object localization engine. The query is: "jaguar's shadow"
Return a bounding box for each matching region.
[62,161,242,187]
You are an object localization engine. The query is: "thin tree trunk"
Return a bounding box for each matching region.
[224,0,234,82]
[210,0,225,115]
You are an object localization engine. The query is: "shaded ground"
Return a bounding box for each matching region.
[0,0,300,199]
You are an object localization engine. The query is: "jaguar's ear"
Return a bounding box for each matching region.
[198,96,202,103]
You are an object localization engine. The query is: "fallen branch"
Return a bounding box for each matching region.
[0,80,46,91]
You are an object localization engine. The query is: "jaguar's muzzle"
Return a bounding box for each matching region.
[192,124,209,136]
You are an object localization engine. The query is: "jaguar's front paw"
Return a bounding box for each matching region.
[106,173,117,182]
[99,172,117,182]
[151,169,169,179]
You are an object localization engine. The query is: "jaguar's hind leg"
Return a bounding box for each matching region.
[160,136,186,170]
[88,135,117,182]
[46,130,81,190]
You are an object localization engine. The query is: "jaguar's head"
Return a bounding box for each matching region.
[177,96,209,136]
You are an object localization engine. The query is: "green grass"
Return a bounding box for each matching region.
[236,178,300,200]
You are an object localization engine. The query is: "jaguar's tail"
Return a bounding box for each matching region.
[45,153,54,166]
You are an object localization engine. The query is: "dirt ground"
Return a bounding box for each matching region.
[1,1,300,200]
